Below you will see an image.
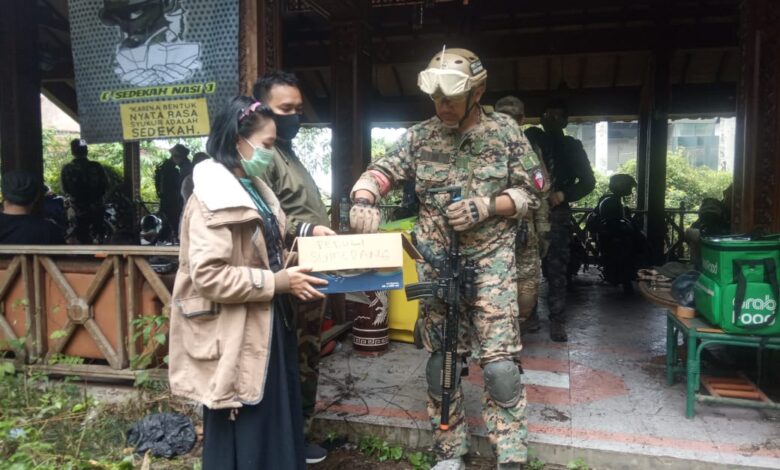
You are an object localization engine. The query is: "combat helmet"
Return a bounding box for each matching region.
[495,96,524,117]
[608,174,637,197]
[418,47,487,97]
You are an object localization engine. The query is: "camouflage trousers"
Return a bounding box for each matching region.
[516,230,541,321]
[542,207,572,322]
[419,263,528,464]
[294,296,327,434]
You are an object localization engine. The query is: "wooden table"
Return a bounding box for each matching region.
[665,310,780,418]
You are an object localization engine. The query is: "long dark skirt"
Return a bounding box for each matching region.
[202,299,305,470]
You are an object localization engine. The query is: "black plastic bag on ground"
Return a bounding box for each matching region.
[671,270,701,308]
[127,412,196,458]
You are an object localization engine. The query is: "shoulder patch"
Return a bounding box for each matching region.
[520,152,541,171]
[532,168,545,191]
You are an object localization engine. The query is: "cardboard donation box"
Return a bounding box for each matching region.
[291,233,422,294]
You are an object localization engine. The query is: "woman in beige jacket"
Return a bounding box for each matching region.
[169,96,326,470]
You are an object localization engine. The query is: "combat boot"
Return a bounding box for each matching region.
[520,312,541,334]
[550,320,568,342]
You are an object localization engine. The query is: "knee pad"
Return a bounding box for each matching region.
[426,352,461,398]
[483,360,523,408]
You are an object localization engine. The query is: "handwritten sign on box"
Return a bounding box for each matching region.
[296,233,409,272]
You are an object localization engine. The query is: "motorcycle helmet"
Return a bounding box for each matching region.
[140,214,163,243]
[608,174,637,198]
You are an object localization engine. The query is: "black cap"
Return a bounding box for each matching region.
[70,138,88,157]
[1,170,43,206]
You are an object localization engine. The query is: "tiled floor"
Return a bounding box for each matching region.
[314,273,780,469]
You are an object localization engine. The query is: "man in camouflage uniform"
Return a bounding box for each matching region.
[61,138,108,244]
[350,49,544,470]
[495,97,551,334]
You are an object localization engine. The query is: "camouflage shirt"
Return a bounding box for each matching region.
[369,109,542,260]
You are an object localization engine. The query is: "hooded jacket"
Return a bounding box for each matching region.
[168,159,290,409]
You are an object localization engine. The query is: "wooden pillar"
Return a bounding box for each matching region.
[734,0,780,232]
[636,75,652,213]
[645,48,671,264]
[122,142,141,236]
[330,11,372,229]
[0,0,43,177]
[239,0,282,96]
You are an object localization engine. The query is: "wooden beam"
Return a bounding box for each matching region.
[330,10,372,228]
[300,83,736,125]
[284,23,738,68]
[680,52,692,84]
[715,50,728,83]
[611,55,622,88]
[315,69,330,99]
[239,0,259,95]
[123,142,141,237]
[733,0,780,232]
[258,0,283,74]
[0,0,43,177]
[41,82,78,121]
[391,65,404,96]
[645,5,672,264]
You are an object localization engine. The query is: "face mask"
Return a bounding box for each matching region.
[273,113,301,141]
[240,138,275,177]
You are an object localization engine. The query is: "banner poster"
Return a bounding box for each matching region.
[68,0,239,143]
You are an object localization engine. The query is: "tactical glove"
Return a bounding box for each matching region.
[349,198,381,233]
[445,196,494,232]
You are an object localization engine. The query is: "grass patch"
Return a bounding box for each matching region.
[0,369,200,469]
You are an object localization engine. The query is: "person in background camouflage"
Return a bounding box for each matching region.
[61,138,108,244]
[534,101,595,342]
[350,49,544,470]
[494,97,551,334]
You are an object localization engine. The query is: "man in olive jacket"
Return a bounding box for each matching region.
[253,70,334,465]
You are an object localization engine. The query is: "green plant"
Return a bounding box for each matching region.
[128,313,169,387]
[407,450,436,470]
[46,353,85,366]
[0,362,15,378]
[526,457,545,470]
[567,457,590,470]
[358,435,405,462]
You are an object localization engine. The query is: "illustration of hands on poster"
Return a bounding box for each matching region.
[99,0,202,86]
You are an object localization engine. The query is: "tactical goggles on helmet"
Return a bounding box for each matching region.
[418,68,474,97]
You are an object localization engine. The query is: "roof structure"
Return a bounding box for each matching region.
[280,0,740,123]
[35,0,740,125]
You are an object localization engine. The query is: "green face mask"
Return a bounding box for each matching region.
[240,138,274,177]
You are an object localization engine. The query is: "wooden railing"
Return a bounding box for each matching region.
[0,246,178,380]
